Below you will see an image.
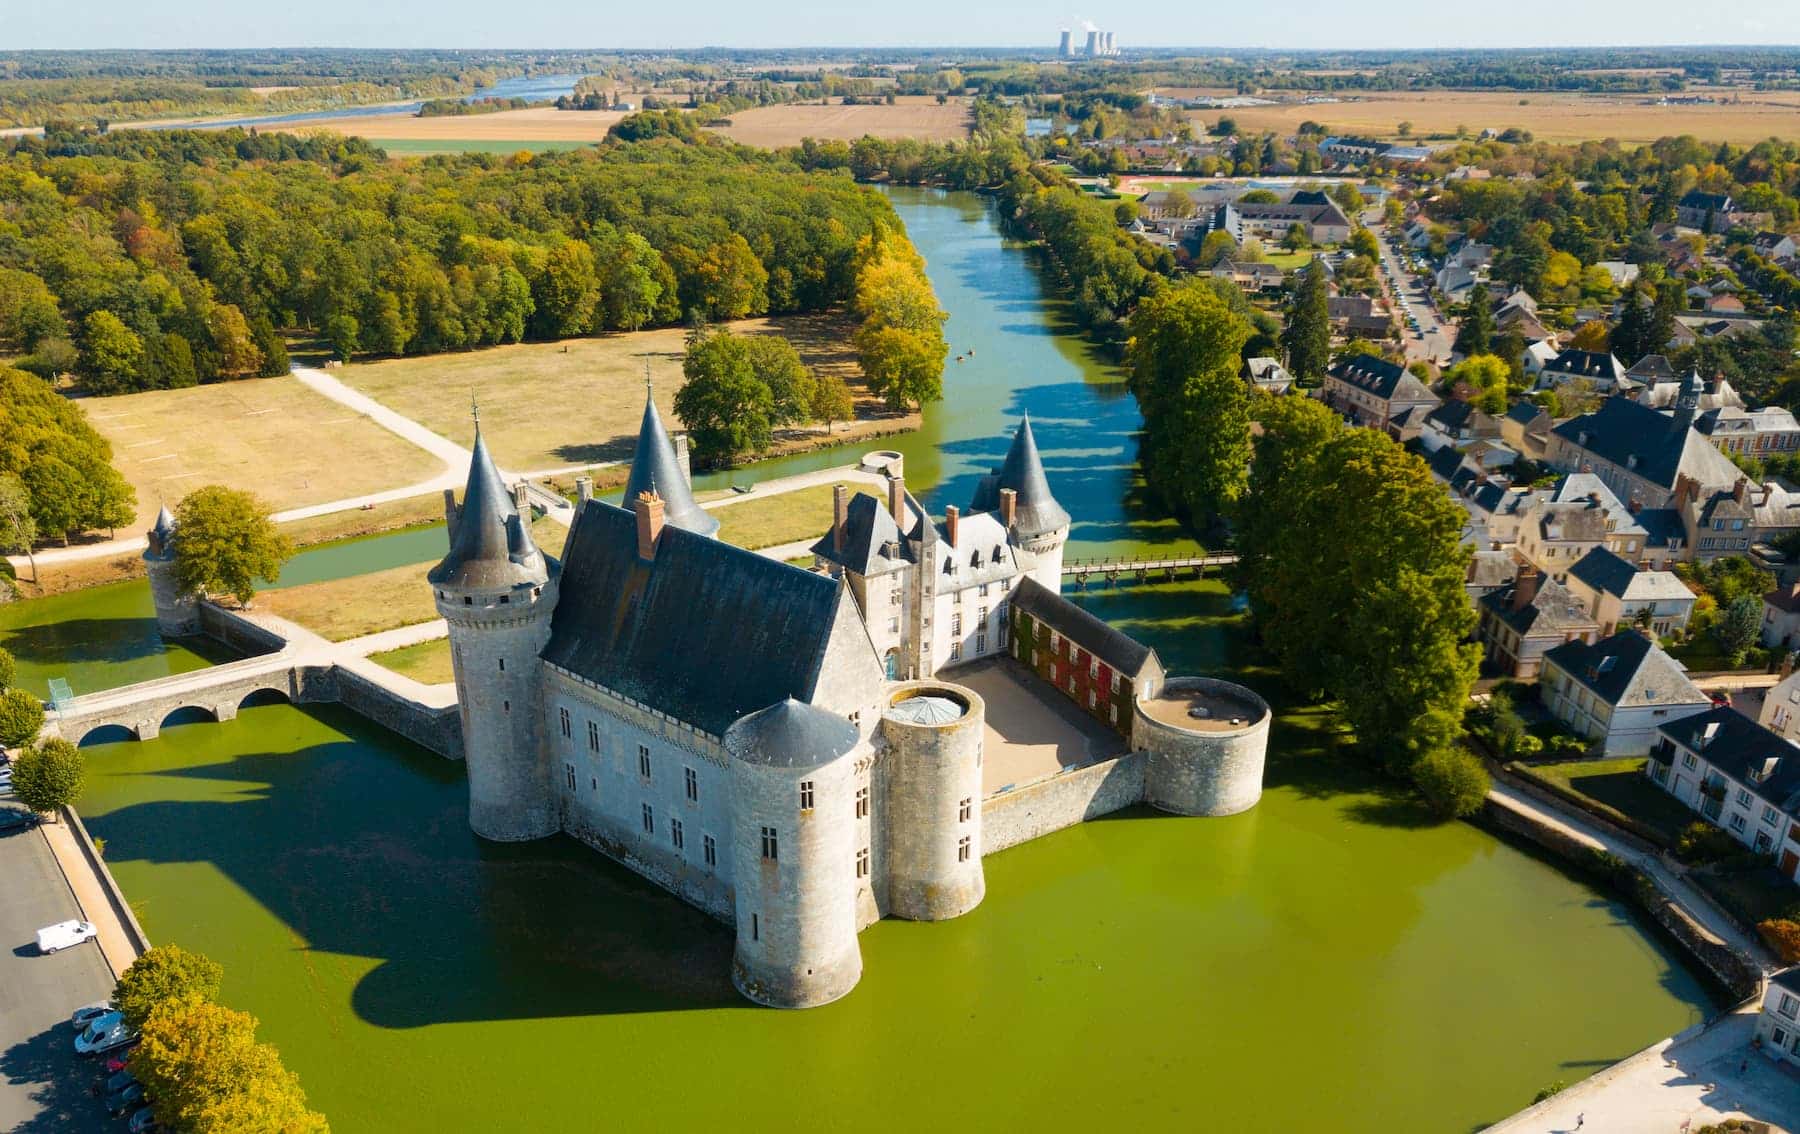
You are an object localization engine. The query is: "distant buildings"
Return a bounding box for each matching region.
[1060,27,1118,56]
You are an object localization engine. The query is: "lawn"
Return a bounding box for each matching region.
[711,483,839,551]
[82,374,444,534]
[336,311,914,473]
[1694,867,1800,928]
[1526,756,1699,844]
[369,639,454,685]
[254,561,439,642]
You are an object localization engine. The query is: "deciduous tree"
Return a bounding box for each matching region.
[115,945,226,1031]
[1445,354,1512,415]
[809,371,855,431]
[131,998,328,1134]
[9,735,81,814]
[674,329,775,465]
[173,486,294,607]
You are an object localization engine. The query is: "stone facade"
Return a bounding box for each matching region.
[1136,677,1271,817]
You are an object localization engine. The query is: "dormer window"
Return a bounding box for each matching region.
[970,550,981,568]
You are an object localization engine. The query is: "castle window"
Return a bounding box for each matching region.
[642,804,654,833]
[954,588,963,606]
[1088,689,1097,709]
[950,641,962,661]
[671,819,684,850]
[959,797,972,822]
[503,700,510,713]
[464,596,472,605]
[565,764,576,791]
[976,633,987,655]
[951,612,962,635]
[890,586,902,606]
[588,721,599,752]
[761,827,779,861]
[638,745,651,780]
[498,657,505,671]
[1110,704,1119,725]
[560,708,571,739]
[970,550,981,568]
[856,847,870,878]
[855,786,869,819]
[888,617,900,635]
[751,914,759,941]
[979,583,991,598]
[499,595,510,605]
[685,767,698,802]
[1067,677,1076,696]
[800,781,815,811]
[703,834,716,867]
[958,836,971,863]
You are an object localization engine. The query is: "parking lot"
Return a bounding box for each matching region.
[1371,222,1458,365]
[0,800,116,1133]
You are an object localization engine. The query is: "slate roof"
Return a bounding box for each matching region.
[1552,397,1741,493]
[1679,190,1733,212]
[724,699,860,770]
[1626,354,1679,381]
[810,491,915,576]
[1636,508,1686,549]
[622,393,717,538]
[1542,631,1708,710]
[1658,707,1800,818]
[1774,967,1800,996]
[1010,576,1158,680]
[969,414,1070,541]
[1567,547,1640,597]
[1480,577,1597,638]
[1542,349,1626,384]
[429,426,546,590]
[1505,401,1549,428]
[1327,354,1435,404]
[545,501,859,737]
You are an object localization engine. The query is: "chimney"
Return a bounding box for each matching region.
[513,482,531,514]
[999,487,1018,530]
[673,433,693,487]
[1781,650,1795,682]
[443,488,460,538]
[946,505,960,547]
[1627,493,1642,514]
[1733,476,1748,504]
[888,473,906,527]
[634,490,665,561]
[832,483,848,554]
[575,475,593,503]
[1512,565,1541,612]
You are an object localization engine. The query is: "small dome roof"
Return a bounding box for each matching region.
[726,698,859,770]
[885,695,965,725]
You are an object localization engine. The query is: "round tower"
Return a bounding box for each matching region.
[1135,677,1270,817]
[143,504,200,637]
[878,681,986,921]
[726,699,864,1009]
[430,425,560,842]
[971,413,1070,593]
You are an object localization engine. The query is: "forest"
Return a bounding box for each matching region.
[0,121,924,395]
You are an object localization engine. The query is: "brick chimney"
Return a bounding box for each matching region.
[634,490,665,561]
[1627,493,1642,514]
[1782,650,1795,682]
[1733,476,1748,504]
[945,505,960,547]
[888,473,906,527]
[442,487,460,538]
[1512,565,1541,612]
[999,487,1018,530]
[576,475,593,503]
[832,483,848,554]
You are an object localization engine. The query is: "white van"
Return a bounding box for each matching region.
[36,919,96,954]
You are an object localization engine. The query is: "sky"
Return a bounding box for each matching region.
[7,0,1800,51]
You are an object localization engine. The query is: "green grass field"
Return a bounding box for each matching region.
[369,638,454,685]
[1526,756,1698,843]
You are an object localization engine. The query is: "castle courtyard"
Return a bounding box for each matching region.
[952,657,1126,795]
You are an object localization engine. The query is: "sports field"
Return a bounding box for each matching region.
[81,375,444,534]
[1161,87,1800,146]
[335,311,916,473]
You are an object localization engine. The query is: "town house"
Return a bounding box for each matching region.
[1646,707,1800,886]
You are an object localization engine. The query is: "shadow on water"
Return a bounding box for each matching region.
[85,712,739,1027]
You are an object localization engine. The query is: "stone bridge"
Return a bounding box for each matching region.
[45,652,325,745]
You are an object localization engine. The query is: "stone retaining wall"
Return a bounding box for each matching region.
[328,666,464,760]
[62,804,150,963]
[198,601,286,656]
[982,753,1146,855]
[1480,798,1761,1001]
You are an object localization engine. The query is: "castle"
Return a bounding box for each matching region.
[430,394,1272,1008]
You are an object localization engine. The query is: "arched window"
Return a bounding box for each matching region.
[884,648,900,680]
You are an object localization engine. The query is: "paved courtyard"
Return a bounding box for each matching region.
[950,658,1125,796]
[0,801,115,1134]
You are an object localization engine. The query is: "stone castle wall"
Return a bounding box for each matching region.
[1136,677,1270,818]
[982,752,1146,855]
[879,682,986,921]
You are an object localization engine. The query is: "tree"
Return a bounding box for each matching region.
[1413,747,1491,818]
[1281,259,1331,383]
[131,998,327,1134]
[599,233,666,332]
[1126,278,1254,524]
[0,472,36,581]
[1446,354,1512,415]
[324,313,359,362]
[1349,226,1380,260]
[0,686,44,750]
[1196,229,1238,268]
[78,310,144,394]
[9,736,82,816]
[0,646,14,691]
[691,234,769,321]
[1717,595,1762,665]
[534,238,600,338]
[809,371,854,432]
[1759,918,1800,964]
[1610,289,1653,365]
[1454,282,1494,357]
[1568,320,1611,351]
[173,486,294,607]
[115,944,225,1031]
[674,329,775,465]
[742,335,814,426]
[207,304,263,379]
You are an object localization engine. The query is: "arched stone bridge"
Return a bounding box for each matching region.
[44,653,327,746]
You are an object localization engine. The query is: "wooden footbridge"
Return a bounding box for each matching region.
[1060,553,1239,587]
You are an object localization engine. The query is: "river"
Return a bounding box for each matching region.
[11,188,1716,1132]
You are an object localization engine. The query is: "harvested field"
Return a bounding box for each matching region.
[713,97,970,147]
[335,310,918,473]
[81,375,445,535]
[1162,87,1800,146]
[291,105,630,143]
[254,561,439,641]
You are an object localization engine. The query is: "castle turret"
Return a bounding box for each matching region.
[623,391,718,538]
[1135,677,1270,817]
[971,413,1070,592]
[727,699,864,1009]
[143,504,200,637]
[431,423,560,842]
[878,682,986,921]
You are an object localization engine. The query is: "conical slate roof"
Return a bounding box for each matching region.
[725,697,860,770]
[145,502,177,560]
[429,426,547,590]
[969,412,1070,541]
[622,393,718,538]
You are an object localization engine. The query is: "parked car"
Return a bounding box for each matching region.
[106,1080,146,1115]
[37,920,97,954]
[104,1052,133,1075]
[70,1002,114,1031]
[75,1017,129,1055]
[128,1104,160,1133]
[95,1066,136,1097]
[0,808,40,833]
[84,1026,136,1058]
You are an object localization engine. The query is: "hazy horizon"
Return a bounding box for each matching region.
[8,0,1799,54]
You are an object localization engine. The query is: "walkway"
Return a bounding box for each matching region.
[35,818,140,979]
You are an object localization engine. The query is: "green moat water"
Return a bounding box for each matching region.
[26,189,1716,1131]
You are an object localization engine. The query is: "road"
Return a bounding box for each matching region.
[1369,221,1456,366]
[0,801,115,1133]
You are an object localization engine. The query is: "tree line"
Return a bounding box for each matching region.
[0,122,931,395]
[0,365,135,547]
